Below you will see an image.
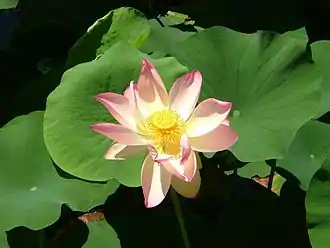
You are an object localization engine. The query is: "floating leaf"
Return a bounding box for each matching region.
[311,41,330,117]
[83,221,120,248]
[66,7,151,68]
[0,0,18,9]
[160,11,192,26]
[168,27,322,162]
[277,120,330,190]
[0,111,119,231]
[0,232,8,248]
[140,27,194,55]
[237,161,270,179]
[306,159,330,247]
[44,42,188,184]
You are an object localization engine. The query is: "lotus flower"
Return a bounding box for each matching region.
[91,59,238,208]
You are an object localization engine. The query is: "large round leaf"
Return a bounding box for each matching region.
[140,26,194,55]
[237,161,270,179]
[141,12,201,56]
[66,7,151,68]
[277,120,330,190]
[306,159,330,247]
[44,42,189,185]
[311,41,330,117]
[0,0,18,9]
[168,27,322,162]
[0,111,119,231]
[0,232,8,248]
[83,221,120,248]
[156,11,191,26]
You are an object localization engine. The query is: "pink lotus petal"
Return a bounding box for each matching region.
[179,135,191,165]
[171,169,201,198]
[124,81,136,103]
[91,123,146,145]
[147,145,173,163]
[124,81,139,109]
[189,124,238,152]
[136,59,169,116]
[186,98,232,138]
[123,81,143,122]
[169,70,202,121]
[141,154,172,208]
[105,143,146,160]
[95,92,139,130]
[163,149,196,182]
[222,118,230,126]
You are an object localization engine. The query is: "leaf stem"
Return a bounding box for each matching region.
[266,159,277,189]
[170,188,191,248]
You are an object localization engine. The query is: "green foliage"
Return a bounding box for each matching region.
[157,11,192,26]
[276,119,330,246]
[0,0,18,9]
[166,27,322,162]
[95,7,150,56]
[311,41,330,117]
[0,233,9,248]
[141,12,199,55]
[84,221,120,248]
[277,121,330,190]
[5,5,330,247]
[0,111,119,232]
[140,26,194,55]
[237,161,270,178]
[44,42,188,184]
[66,7,151,68]
[306,159,330,247]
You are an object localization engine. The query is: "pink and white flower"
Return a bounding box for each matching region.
[91,59,238,208]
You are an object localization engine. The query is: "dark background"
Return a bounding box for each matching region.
[2,0,329,247]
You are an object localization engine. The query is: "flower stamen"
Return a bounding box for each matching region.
[139,110,185,155]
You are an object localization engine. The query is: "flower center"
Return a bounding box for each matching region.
[139,109,185,155]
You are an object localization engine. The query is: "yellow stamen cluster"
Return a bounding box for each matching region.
[138,109,185,155]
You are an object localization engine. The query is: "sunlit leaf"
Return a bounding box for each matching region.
[0,111,119,231]
[237,161,270,179]
[0,0,18,9]
[83,221,120,248]
[66,7,151,68]
[277,120,330,190]
[140,26,194,55]
[311,41,330,117]
[306,158,330,247]
[168,27,322,162]
[0,232,8,248]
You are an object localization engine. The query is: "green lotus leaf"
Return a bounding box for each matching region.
[237,161,270,179]
[168,27,322,162]
[159,11,191,26]
[277,120,330,190]
[306,158,330,247]
[66,7,151,68]
[140,26,194,55]
[44,41,188,184]
[311,41,330,117]
[0,232,8,248]
[83,221,120,248]
[0,111,119,231]
[0,0,18,9]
